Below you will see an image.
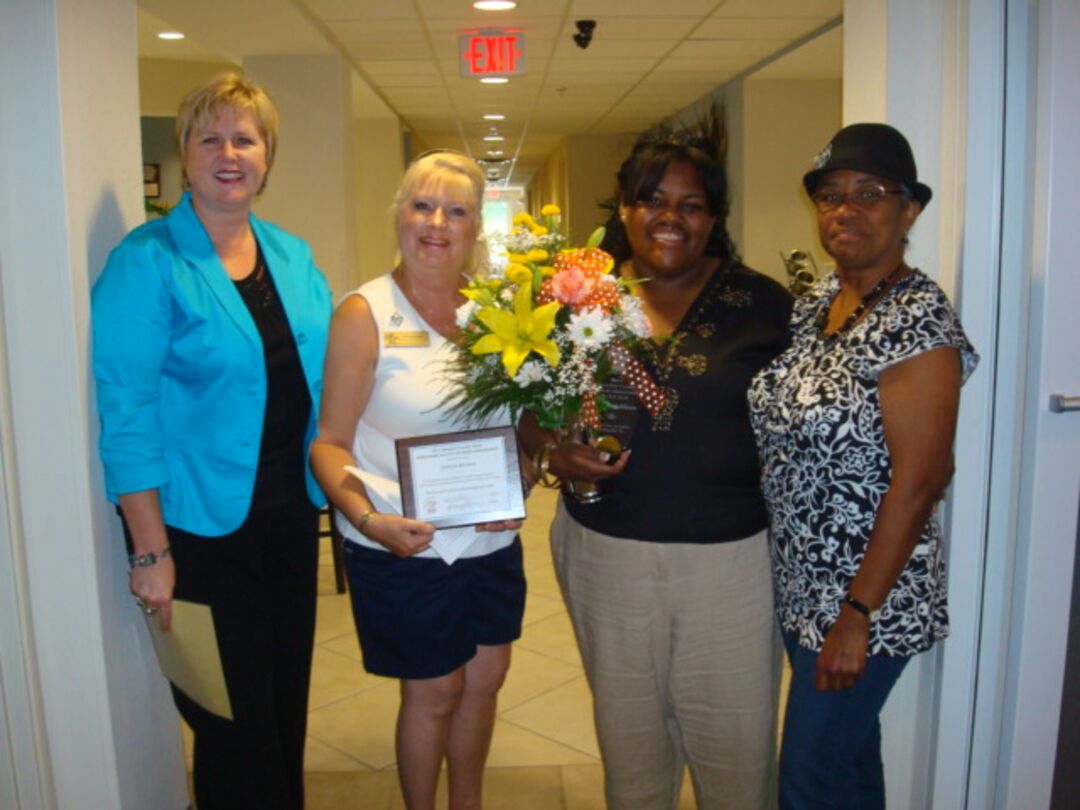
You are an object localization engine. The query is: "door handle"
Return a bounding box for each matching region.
[1048,394,1080,413]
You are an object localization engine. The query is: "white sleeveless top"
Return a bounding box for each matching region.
[335,273,517,562]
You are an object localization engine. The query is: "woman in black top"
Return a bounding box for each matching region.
[520,125,792,809]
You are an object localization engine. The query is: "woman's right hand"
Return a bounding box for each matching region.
[548,439,631,483]
[362,513,437,558]
[130,555,176,631]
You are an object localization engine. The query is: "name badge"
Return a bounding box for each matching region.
[384,330,430,348]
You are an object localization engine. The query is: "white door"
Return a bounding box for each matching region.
[993,0,1080,806]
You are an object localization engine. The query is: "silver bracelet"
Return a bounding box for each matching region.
[128,546,171,568]
[356,510,376,536]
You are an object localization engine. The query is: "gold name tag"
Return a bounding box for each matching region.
[384,330,430,348]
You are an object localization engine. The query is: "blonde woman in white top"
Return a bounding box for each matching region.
[310,151,524,810]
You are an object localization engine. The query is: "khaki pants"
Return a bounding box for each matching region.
[552,503,780,810]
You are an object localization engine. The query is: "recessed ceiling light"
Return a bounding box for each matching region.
[157,31,185,40]
[473,1,517,10]
[483,114,506,121]
[483,134,505,143]
[487,150,504,157]
[480,77,509,85]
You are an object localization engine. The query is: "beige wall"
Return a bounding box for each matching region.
[353,77,404,287]
[528,140,567,224]
[528,133,637,248]
[741,78,841,285]
[138,57,236,117]
[243,54,355,298]
[564,133,637,247]
[353,119,403,285]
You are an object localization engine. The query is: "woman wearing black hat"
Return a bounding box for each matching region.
[748,123,978,809]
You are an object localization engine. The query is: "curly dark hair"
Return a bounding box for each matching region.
[599,106,739,266]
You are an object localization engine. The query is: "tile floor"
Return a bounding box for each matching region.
[183,486,788,808]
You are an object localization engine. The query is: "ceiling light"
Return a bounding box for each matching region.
[483,134,505,143]
[483,114,506,121]
[473,1,517,10]
[487,150,504,157]
[157,31,185,40]
[480,77,509,85]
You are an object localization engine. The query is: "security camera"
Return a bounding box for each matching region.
[573,20,596,50]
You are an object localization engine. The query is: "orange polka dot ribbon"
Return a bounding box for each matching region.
[606,341,667,419]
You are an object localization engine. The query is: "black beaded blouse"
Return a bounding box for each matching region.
[565,263,792,544]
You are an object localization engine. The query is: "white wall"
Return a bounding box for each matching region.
[0,0,188,808]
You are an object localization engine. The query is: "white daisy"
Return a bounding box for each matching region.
[513,360,550,387]
[617,294,651,338]
[568,308,613,350]
[455,300,478,329]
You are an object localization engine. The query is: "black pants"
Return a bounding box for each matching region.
[165,500,319,810]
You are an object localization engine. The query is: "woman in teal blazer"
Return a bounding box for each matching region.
[91,74,331,810]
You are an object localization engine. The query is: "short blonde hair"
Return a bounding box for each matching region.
[393,150,488,273]
[393,150,485,223]
[175,73,280,170]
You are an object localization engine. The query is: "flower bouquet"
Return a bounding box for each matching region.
[443,205,667,499]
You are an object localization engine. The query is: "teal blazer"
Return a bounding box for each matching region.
[92,193,332,536]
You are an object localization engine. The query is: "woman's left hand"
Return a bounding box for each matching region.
[475,518,524,532]
[815,607,871,691]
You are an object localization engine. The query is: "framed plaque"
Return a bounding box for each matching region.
[396,425,525,529]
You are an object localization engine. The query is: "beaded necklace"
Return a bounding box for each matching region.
[817,263,905,339]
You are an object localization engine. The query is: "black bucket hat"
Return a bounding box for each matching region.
[803,123,932,206]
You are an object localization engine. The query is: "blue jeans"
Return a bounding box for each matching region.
[779,631,910,810]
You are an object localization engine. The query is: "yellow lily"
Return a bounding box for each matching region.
[472,284,561,377]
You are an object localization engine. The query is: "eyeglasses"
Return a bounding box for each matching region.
[811,185,909,212]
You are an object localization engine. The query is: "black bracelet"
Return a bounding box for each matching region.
[844,594,874,619]
[128,546,171,568]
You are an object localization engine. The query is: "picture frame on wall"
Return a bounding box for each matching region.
[143,163,161,199]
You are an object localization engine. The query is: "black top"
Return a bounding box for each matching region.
[566,263,792,543]
[233,244,312,514]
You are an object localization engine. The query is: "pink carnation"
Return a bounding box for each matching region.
[549,267,596,306]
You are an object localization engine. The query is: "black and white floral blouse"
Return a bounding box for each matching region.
[748,269,978,656]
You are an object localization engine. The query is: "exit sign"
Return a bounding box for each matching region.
[460,30,526,77]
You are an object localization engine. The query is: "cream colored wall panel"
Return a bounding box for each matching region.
[138,58,237,116]
[741,78,841,285]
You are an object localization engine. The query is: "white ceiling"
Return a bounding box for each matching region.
[137,0,842,186]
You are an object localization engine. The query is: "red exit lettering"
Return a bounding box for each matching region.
[460,31,526,77]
